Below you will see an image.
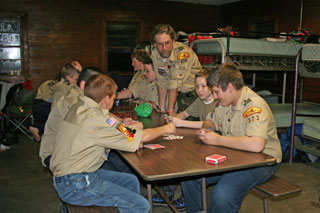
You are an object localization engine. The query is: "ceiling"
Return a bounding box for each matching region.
[164,0,242,5]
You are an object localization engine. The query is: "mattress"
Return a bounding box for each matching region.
[194,37,302,56]
[302,117,320,139]
[269,103,320,128]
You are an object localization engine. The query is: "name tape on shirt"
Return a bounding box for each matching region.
[177,52,190,60]
[243,107,262,118]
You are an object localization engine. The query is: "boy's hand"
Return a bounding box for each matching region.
[71,61,82,71]
[165,123,176,134]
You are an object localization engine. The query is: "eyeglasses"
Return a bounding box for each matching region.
[155,40,172,48]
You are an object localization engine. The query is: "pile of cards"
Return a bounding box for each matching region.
[144,144,165,150]
[206,154,226,164]
[163,135,184,140]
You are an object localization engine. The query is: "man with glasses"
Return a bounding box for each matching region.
[150,24,202,114]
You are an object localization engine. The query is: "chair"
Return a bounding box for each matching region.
[0,81,35,140]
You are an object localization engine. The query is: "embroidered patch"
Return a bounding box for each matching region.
[116,123,135,142]
[177,52,190,60]
[158,67,167,76]
[106,117,117,127]
[243,107,262,118]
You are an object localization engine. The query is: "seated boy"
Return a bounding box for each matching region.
[50,74,176,212]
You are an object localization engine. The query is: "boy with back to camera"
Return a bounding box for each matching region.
[50,74,176,212]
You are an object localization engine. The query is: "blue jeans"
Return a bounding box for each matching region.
[100,150,134,174]
[181,164,279,213]
[53,169,150,213]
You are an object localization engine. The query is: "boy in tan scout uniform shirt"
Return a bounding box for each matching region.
[150,24,202,114]
[116,50,158,108]
[29,61,81,141]
[39,66,102,168]
[51,74,175,212]
[181,64,282,213]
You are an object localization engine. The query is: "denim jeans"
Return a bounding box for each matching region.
[181,164,279,213]
[53,169,150,213]
[100,149,134,174]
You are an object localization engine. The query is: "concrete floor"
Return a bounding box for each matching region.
[0,135,319,213]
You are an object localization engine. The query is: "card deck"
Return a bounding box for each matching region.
[144,144,165,150]
[206,154,226,164]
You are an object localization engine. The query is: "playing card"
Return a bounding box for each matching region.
[144,144,165,150]
[163,135,184,140]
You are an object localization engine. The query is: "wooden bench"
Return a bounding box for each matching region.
[252,176,302,213]
[66,204,120,213]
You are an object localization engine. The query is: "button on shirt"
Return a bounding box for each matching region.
[151,41,202,93]
[50,96,143,176]
[209,86,282,163]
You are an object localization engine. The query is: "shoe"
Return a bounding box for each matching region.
[152,193,174,206]
[172,196,186,211]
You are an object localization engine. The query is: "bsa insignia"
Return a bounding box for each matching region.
[177,52,190,60]
[116,123,136,142]
[243,107,262,118]
[106,117,117,127]
[177,46,185,51]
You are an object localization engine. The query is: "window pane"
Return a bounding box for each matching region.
[0,60,21,73]
[0,19,20,33]
[0,33,20,46]
[0,47,21,59]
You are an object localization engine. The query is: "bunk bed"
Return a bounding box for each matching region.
[289,44,320,162]
[189,36,320,128]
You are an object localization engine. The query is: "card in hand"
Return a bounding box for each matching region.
[144,144,165,150]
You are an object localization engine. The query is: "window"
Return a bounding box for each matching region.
[107,23,139,73]
[0,18,23,75]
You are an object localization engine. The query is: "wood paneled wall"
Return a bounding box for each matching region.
[0,0,218,90]
[1,0,319,103]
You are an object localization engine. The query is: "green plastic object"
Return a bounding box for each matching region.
[134,103,153,117]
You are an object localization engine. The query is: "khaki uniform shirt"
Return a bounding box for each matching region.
[39,85,82,167]
[50,96,143,176]
[51,79,72,108]
[129,70,158,104]
[36,80,56,102]
[151,41,202,93]
[209,86,282,163]
[185,98,216,121]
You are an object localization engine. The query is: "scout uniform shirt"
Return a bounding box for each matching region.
[35,80,56,102]
[209,86,282,163]
[151,41,202,93]
[39,85,82,167]
[50,96,143,176]
[51,79,73,108]
[185,97,216,121]
[128,70,158,104]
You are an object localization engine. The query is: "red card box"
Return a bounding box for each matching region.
[206,154,226,164]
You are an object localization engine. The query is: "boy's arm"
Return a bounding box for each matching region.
[116,89,133,99]
[176,111,189,120]
[141,123,176,142]
[202,120,216,131]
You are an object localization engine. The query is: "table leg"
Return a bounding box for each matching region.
[202,177,207,213]
[147,183,152,213]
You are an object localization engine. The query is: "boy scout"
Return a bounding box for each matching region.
[116,49,158,108]
[39,66,102,168]
[150,24,202,114]
[51,74,175,212]
[181,64,282,213]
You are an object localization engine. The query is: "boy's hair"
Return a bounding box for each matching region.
[150,24,177,44]
[196,68,213,84]
[55,62,79,82]
[207,64,244,91]
[77,66,104,86]
[131,49,152,64]
[84,74,117,103]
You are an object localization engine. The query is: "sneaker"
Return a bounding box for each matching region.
[172,196,186,211]
[152,193,174,206]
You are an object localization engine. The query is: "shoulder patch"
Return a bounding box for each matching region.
[243,107,262,118]
[243,98,252,106]
[116,123,135,142]
[177,52,190,60]
[106,117,117,127]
